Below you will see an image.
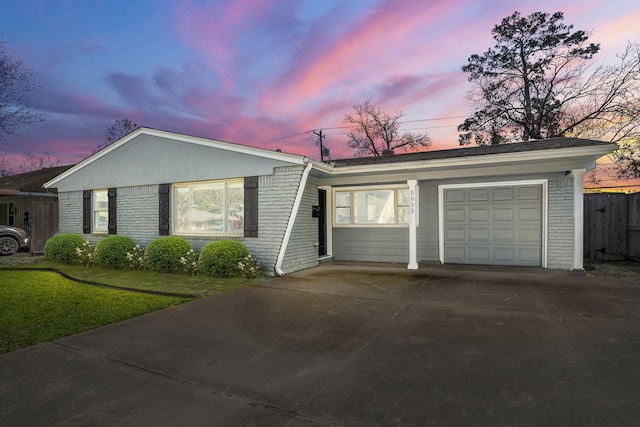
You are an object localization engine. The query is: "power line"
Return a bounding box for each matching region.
[256,114,469,145]
[400,115,467,123]
[259,130,312,144]
[278,135,315,147]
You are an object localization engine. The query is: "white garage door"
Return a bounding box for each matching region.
[443,184,543,266]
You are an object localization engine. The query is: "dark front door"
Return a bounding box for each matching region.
[318,189,327,256]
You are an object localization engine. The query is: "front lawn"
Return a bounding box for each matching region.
[0,258,258,353]
[0,270,190,354]
[8,261,254,297]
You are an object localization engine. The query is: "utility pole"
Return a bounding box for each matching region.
[313,129,327,162]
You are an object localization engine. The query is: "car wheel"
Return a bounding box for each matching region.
[0,236,19,256]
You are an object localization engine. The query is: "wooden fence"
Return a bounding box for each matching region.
[29,201,58,255]
[584,193,640,260]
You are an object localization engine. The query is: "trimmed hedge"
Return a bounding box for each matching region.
[145,236,193,273]
[44,233,87,265]
[94,235,138,269]
[199,240,250,277]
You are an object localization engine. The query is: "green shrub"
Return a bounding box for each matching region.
[93,235,138,269]
[199,240,250,277]
[145,236,193,273]
[126,244,145,270]
[44,233,87,265]
[238,254,261,279]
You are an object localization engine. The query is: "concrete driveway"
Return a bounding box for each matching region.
[2,263,640,426]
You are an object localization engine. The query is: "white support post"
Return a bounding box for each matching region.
[407,180,418,270]
[570,169,586,271]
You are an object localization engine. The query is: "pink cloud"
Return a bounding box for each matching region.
[259,1,463,113]
[174,0,284,91]
[591,9,640,56]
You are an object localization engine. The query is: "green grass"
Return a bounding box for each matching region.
[0,270,189,354]
[0,262,259,354]
[6,261,255,297]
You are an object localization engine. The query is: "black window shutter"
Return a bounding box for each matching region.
[108,188,117,234]
[83,190,91,234]
[159,184,170,236]
[244,176,258,237]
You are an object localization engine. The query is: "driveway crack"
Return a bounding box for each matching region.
[50,341,335,425]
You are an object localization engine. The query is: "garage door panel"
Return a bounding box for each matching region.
[445,189,465,202]
[493,207,514,221]
[468,247,490,262]
[492,187,514,201]
[518,185,542,200]
[443,184,542,267]
[469,227,489,241]
[493,247,515,263]
[446,227,465,241]
[518,206,541,221]
[446,246,466,261]
[494,227,515,242]
[468,188,489,201]
[445,207,465,222]
[468,208,489,221]
[519,228,541,243]
[519,248,542,264]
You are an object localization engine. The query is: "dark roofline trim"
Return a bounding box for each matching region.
[331,138,615,168]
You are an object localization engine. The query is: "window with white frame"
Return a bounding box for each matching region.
[93,189,108,233]
[173,179,244,235]
[334,186,410,226]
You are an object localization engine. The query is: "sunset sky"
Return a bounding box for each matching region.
[1,0,639,173]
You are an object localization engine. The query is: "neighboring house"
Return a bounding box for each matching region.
[1,165,74,253]
[44,128,614,274]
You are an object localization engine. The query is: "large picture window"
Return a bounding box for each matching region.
[93,189,108,233]
[334,186,410,226]
[173,180,244,235]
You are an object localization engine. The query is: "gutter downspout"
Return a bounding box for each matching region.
[275,162,313,276]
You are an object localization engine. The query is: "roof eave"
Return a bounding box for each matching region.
[330,145,615,175]
[44,128,308,188]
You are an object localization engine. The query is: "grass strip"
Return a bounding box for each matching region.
[0,270,189,354]
[2,261,254,297]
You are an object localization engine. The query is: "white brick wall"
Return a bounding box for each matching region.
[117,185,159,247]
[58,191,84,235]
[246,166,304,274]
[547,175,574,269]
[55,168,307,275]
[281,181,319,273]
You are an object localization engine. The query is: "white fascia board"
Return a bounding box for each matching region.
[44,127,308,188]
[309,159,335,173]
[329,145,615,176]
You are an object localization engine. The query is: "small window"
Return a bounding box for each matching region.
[335,191,351,224]
[93,189,108,233]
[335,186,411,226]
[173,179,244,235]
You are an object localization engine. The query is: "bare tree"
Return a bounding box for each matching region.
[96,118,139,151]
[459,11,640,177]
[19,152,61,173]
[459,11,601,145]
[0,37,43,140]
[567,43,640,178]
[344,101,430,157]
[0,148,10,177]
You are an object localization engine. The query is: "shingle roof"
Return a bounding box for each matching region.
[331,138,615,167]
[0,165,75,193]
